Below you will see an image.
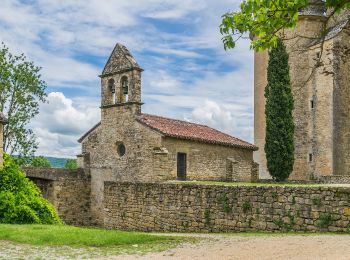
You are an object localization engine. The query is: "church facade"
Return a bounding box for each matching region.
[77,44,258,224]
[254,2,350,180]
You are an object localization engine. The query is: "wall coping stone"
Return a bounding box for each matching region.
[24,167,89,181]
[103,181,350,191]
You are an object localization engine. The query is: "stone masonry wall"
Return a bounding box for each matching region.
[24,168,91,226]
[82,106,163,225]
[333,23,350,176]
[104,182,350,232]
[156,137,254,182]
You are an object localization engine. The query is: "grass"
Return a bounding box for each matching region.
[0,224,183,247]
[0,225,349,259]
[170,181,350,188]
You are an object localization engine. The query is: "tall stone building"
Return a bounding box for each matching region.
[0,113,8,169]
[78,44,258,224]
[254,2,350,180]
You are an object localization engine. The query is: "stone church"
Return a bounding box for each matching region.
[254,2,350,180]
[77,44,258,223]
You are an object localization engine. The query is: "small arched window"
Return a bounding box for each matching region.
[121,76,128,95]
[108,78,115,93]
[117,143,126,157]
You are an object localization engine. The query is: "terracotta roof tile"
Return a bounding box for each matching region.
[138,113,258,150]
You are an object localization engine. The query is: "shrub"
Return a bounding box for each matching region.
[0,154,61,224]
[65,159,77,169]
[242,201,252,213]
[218,193,231,213]
[204,209,210,225]
[317,213,333,228]
[30,156,51,168]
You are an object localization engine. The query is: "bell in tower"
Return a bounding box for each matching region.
[100,43,143,109]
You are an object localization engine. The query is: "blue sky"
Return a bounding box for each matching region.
[0,0,254,157]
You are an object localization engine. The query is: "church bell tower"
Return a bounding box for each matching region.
[100,44,143,114]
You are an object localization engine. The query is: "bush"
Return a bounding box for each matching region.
[0,154,61,224]
[65,159,77,169]
[30,156,51,168]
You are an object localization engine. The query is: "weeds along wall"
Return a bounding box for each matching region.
[24,168,91,226]
[104,182,350,232]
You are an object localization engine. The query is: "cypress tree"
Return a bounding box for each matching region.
[265,39,295,181]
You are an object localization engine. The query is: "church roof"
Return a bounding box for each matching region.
[101,43,142,77]
[78,122,101,143]
[78,113,257,150]
[137,114,258,150]
[0,112,8,124]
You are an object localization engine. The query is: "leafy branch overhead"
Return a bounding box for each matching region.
[220,0,350,50]
[0,43,47,164]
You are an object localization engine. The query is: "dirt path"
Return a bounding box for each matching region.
[117,235,350,260]
[2,234,350,259]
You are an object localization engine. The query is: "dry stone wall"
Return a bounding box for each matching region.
[25,168,91,226]
[104,182,350,232]
[157,137,254,182]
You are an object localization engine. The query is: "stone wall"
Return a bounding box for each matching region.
[333,23,350,176]
[104,182,350,232]
[24,168,91,226]
[156,137,254,182]
[81,106,256,224]
[81,106,163,225]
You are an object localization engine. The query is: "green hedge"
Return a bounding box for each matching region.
[0,154,61,224]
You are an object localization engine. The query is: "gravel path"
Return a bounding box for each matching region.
[117,234,350,260]
[2,234,350,259]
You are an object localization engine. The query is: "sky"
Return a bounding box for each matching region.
[0,0,254,158]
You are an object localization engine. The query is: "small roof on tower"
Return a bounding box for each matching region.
[299,0,326,17]
[101,43,142,77]
[0,112,8,124]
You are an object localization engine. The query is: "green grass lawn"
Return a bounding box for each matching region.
[0,224,182,247]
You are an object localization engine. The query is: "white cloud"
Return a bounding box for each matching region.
[0,0,256,156]
[31,92,100,157]
[186,100,253,142]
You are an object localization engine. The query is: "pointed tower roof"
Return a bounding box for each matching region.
[299,0,326,18]
[100,43,143,77]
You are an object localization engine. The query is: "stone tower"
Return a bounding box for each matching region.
[254,2,350,180]
[0,113,8,169]
[100,43,143,116]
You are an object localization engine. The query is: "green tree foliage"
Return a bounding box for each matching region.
[220,0,350,50]
[264,39,295,181]
[30,156,51,168]
[0,43,47,165]
[0,154,61,224]
[65,159,77,169]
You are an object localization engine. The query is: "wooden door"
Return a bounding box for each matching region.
[177,153,187,181]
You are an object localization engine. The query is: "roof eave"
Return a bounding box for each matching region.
[78,122,101,143]
[160,133,259,151]
[99,67,144,78]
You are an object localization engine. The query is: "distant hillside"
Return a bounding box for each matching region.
[46,157,70,168]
